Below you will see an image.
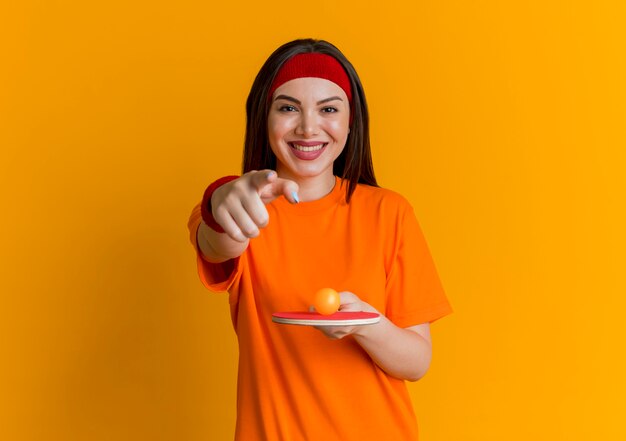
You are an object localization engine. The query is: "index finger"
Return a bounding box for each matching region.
[248,169,277,191]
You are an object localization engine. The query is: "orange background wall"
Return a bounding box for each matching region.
[2,1,625,440]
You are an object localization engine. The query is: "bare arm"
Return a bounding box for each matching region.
[315,292,432,382]
[197,220,249,262]
[353,320,432,382]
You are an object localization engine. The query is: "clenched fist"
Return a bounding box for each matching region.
[211,170,300,242]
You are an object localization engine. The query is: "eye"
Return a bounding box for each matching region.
[321,107,338,113]
[279,105,297,112]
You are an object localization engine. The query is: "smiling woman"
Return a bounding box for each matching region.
[187,38,452,441]
[268,76,350,194]
[242,41,375,204]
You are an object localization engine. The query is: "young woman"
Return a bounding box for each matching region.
[188,38,452,440]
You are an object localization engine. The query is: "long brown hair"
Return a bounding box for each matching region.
[242,39,377,202]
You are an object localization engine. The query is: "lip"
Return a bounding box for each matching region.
[289,140,327,147]
[288,142,327,161]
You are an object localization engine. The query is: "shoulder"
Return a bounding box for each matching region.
[350,183,415,215]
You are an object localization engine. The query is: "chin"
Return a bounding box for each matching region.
[292,162,333,178]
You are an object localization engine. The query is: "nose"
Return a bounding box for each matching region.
[294,110,319,137]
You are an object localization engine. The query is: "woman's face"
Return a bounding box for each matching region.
[267,77,350,181]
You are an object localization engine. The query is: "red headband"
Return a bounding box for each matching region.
[268,53,352,104]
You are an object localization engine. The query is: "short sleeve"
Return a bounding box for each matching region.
[187,202,244,293]
[385,203,453,328]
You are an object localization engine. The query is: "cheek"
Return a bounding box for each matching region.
[267,117,291,140]
[266,117,278,140]
[327,119,350,140]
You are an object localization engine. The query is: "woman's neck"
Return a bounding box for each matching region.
[276,169,336,202]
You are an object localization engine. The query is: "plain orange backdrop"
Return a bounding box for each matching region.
[1,1,625,440]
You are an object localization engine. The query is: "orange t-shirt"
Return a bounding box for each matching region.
[188,176,452,441]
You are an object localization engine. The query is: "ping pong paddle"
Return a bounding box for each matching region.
[272,311,381,327]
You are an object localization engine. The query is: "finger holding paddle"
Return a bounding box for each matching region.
[311,292,380,340]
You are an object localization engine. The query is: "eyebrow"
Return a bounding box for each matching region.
[273,94,344,105]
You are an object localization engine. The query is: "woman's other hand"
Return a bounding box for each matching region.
[312,291,433,381]
[313,291,379,340]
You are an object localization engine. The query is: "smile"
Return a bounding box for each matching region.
[290,143,327,152]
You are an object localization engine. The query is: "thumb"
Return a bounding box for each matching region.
[271,177,300,204]
[257,174,300,204]
[337,292,361,312]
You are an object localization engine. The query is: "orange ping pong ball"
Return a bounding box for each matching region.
[314,288,340,315]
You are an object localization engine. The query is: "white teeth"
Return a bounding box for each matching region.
[292,143,324,152]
